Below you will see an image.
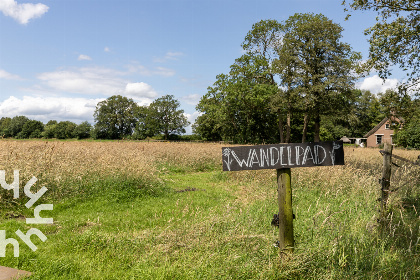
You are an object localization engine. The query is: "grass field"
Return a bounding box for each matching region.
[0,140,419,279]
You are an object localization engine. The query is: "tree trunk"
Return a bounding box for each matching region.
[286,111,291,144]
[278,112,284,143]
[302,113,309,143]
[314,112,320,142]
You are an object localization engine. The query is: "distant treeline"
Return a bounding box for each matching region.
[0,94,194,141]
[0,116,202,141]
[0,117,91,140]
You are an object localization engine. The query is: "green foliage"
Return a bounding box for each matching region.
[196,72,279,143]
[55,121,77,139]
[195,14,361,144]
[136,95,190,140]
[319,120,350,141]
[20,119,44,138]
[94,95,138,139]
[192,113,222,141]
[350,89,384,137]
[343,0,420,88]
[42,121,57,139]
[276,13,361,142]
[132,105,154,139]
[8,116,30,137]
[0,117,11,137]
[195,19,285,143]
[73,121,92,139]
[394,114,420,149]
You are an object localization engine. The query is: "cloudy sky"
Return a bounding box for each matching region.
[0,0,404,133]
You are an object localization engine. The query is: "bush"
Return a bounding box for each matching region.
[42,124,57,138]
[30,129,43,138]
[8,116,30,137]
[395,117,420,149]
[20,120,44,138]
[74,121,92,139]
[55,121,77,139]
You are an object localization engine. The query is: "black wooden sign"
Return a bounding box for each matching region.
[222,141,344,171]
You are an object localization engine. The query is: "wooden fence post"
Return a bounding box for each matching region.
[277,168,294,254]
[379,142,393,223]
[222,142,344,254]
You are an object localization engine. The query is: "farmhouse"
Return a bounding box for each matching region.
[364,115,404,147]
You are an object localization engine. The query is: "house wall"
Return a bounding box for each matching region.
[366,120,397,147]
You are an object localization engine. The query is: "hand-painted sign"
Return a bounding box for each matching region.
[222,141,344,171]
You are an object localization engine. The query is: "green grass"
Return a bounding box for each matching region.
[0,159,419,279]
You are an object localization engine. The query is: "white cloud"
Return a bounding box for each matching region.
[0,0,49,24]
[127,63,175,77]
[34,66,159,104]
[77,54,92,61]
[183,111,202,134]
[184,111,202,124]
[154,51,184,63]
[0,69,21,80]
[124,82,158,99]
[357,75,399,95]
[37,66,126,96]
[166,51,183,59]
[104,47,110,52]
[0,96,103,123]
[181,94,201,106]
[154,67,175,77]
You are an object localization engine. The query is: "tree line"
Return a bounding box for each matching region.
[0,117,92,140]
[0,94,190,141]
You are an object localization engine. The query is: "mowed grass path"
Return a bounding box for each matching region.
[0,141,419,279]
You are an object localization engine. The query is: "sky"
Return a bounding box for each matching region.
[0,0,405,134]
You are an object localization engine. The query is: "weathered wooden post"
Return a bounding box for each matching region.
[277,168,294,253]
[379,142,393,224]
[222,141,344,255]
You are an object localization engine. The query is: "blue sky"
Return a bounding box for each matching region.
[0,0,404,133]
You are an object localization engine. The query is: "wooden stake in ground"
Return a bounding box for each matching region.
[277,168,294,253]
[221,141,344,254]
[379,142,393,223]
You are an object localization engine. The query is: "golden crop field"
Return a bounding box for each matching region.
[0,139,418,189]
[0,139,419,279]
[0,140,220,188]
[1,139,418,210]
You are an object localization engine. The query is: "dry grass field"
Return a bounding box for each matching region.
[0,140,220,184]
[0,139,419,279]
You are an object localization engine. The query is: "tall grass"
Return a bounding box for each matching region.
[0,140,419,279]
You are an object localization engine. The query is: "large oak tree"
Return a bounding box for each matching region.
[195,14,361,144]
[94,95,138,139]
[275,13,361,142]
[140,95,190,140]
